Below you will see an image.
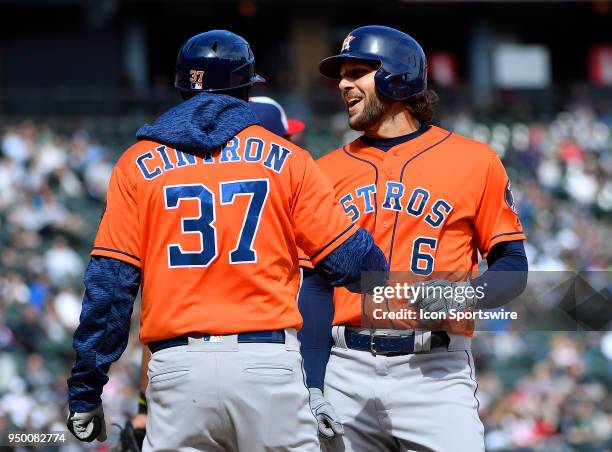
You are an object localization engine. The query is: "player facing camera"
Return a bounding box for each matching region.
[319,25,438,135]
[298,25,527,452]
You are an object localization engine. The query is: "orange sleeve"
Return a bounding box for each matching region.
[91,162,142,267]
[474,153,526,257]
[292,155,357,265]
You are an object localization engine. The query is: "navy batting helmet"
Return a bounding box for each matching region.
[319,25,427,101]
[175,30,265,92]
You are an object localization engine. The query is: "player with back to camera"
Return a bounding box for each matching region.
[126,95,309,450]
[298,25,528,451]
[66,29,387,452]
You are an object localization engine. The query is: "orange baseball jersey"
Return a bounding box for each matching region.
[300,125,525,327]
[92,125,358,343]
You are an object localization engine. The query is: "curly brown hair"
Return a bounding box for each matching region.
[404,89,439,123]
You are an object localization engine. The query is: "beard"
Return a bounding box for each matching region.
[348,92,391,131]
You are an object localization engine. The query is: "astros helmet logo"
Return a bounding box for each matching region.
[341,35,356,52]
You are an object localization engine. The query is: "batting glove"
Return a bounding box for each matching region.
[67,405,107,442]
[413,279,478,319]
[308,388,344,439]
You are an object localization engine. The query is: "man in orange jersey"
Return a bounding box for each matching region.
[66,30,387,452]
[125,95,310,449]
[298,26,527,451]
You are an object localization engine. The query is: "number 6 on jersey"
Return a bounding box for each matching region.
[164,179,269,268]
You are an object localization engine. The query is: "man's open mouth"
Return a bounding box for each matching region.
[346,96,363,111]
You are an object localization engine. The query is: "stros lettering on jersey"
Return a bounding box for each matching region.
[92,125,358,342]
[300,125,525,328]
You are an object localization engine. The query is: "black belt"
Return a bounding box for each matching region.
[345,330,450,356]
[149,329,285,354]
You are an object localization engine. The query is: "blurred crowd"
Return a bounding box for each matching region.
[0,121,136,449]
[474,332,612,451]
[0,98,610,450]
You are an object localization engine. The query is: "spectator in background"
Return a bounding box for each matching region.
[0,378,34,429]
[0,156,24,209]
[1,123,34,165]
[44,236,83,287]
[84,156,113,201]
[52,288,82,331]
[249,96,306,143]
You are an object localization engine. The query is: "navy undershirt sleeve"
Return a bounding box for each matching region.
[298,268,334,390]
[68,256,141,412]
[471,240,528,308]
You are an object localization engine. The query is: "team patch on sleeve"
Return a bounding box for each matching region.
[505,181,516,213]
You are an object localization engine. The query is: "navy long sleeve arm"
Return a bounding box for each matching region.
[298,268,335,390]
[471,240,528,308]
[298,227,387,390]
[68,256,141,412]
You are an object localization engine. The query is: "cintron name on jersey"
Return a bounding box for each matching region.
[135,137,292,180]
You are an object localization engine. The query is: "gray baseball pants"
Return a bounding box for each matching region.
[322,327,485,452]
[143,329,320,452]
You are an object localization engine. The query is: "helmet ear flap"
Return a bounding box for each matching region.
[374,68,407,100]
[375,67,427,101]
[388,73,410,87]
[373,67,392,99]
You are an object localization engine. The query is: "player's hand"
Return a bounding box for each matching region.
[67,405,107,442]
[308,388,344,439]
[413,280,477,320]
